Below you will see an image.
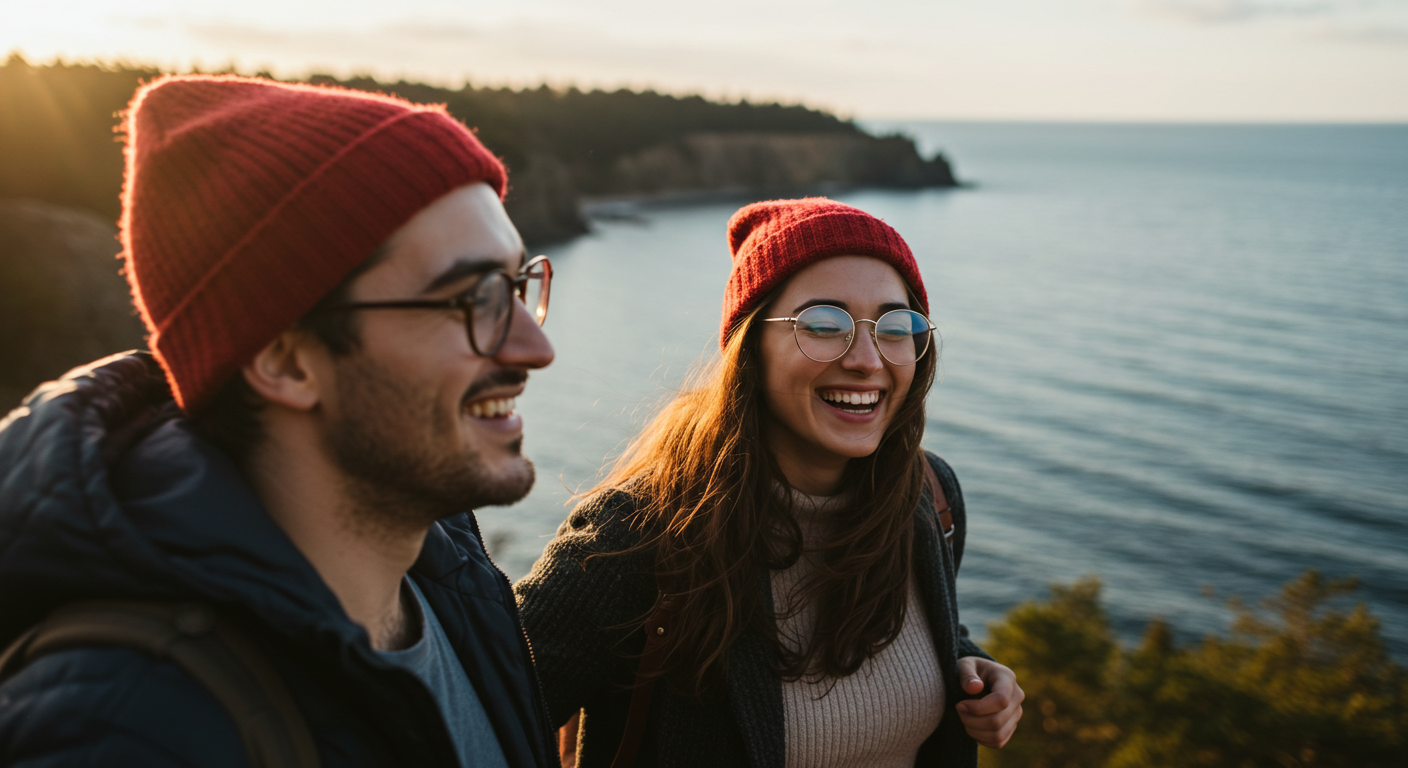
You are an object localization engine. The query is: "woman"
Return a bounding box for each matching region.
[516,198,1023,768]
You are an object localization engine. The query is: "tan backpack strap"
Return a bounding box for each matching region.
[0,601,321,768]
[921,457,954,542]
[608,596,676,768]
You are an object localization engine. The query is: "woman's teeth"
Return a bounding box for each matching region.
[467,397,515,418]
[819,390,881,412]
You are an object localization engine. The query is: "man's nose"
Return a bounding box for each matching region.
[494,298,555,369]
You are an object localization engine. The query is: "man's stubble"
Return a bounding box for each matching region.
[323,353,535,537]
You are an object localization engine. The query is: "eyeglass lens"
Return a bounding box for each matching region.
[518,257,551,327]
[467,257,552,356]
[793,305,930,365]
[470,271,513,355]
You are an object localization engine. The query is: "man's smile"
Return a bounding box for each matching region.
[466,396,516,419]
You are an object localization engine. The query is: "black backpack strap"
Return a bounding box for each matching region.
[0,601,320,768]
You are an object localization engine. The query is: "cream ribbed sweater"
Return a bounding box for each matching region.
[770,489,945,768]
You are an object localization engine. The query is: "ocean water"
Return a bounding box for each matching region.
[477,122,1408,658]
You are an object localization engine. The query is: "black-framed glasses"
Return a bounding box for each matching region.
[324,255,551,357]
[762,305,935,365]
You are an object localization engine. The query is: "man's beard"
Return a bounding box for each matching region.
[323,354,535,533]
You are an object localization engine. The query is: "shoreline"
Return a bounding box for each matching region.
[577,179,971,225]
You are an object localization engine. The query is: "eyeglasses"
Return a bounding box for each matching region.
[324,255,551,357]
[762,305,935,365]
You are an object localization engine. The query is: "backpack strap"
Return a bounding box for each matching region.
[607,596,675,768]
[0,601,321,768]
[921,456,955,542]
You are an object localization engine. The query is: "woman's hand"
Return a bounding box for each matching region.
[956,656,1024,748]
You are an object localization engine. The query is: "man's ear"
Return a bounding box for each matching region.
[242,330,328,411]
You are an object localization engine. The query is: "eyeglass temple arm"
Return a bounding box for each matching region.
[328,297,464,311]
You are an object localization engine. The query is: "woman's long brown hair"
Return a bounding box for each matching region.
[590,293,939,696]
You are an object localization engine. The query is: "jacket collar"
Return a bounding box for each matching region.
[1,353,427,651]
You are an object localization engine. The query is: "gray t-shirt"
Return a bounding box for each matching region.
[378,578,510,768]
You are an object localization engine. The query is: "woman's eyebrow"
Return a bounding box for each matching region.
[792,299,848,313]
[790,299,913,314]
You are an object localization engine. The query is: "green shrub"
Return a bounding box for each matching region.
[982,571,1407,768]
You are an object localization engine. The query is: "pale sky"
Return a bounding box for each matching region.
[6,0,1407,121]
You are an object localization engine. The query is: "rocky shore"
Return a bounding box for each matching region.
[503,131,956,244]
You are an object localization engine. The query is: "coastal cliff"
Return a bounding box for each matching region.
[504,132,956,242]
[0,200,144,403]
[594,132,954,195]
[0,59,961,396]
[502,153,591,245]
[0,58,960,246]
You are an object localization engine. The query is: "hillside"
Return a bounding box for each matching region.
[0,55,957,244]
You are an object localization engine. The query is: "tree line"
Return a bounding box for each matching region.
[0,53,871,222]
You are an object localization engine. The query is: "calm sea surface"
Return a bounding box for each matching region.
[477,122,1408,657]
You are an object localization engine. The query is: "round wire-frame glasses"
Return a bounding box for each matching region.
[762,304,935,365]
[325,255,551,357]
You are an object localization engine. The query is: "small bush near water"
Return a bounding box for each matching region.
[980,571,1407,768]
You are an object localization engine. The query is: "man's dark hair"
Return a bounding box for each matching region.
[193,246,387,466]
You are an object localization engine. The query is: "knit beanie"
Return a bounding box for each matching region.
[720,198,928,347]
[120,74,508,414]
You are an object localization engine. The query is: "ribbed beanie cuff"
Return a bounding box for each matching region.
[720,198,927,347]
[120,75,508,413]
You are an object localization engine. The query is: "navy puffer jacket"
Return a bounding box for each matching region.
[0,353,555,768]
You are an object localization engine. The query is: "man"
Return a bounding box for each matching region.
[0,75,557,767]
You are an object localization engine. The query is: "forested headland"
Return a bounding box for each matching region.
[0,54,956,245]
[0,54,956,397]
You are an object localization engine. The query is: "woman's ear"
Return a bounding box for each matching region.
[241,330,326,412]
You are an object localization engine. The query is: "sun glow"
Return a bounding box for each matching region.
[5,0,1407,121]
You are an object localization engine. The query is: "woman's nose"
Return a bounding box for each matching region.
[840,324,884,374]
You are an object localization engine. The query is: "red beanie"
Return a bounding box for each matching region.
[120,74,508,414]
[720,198,927,347]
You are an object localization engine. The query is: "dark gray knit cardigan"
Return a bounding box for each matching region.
[514,452,991,768]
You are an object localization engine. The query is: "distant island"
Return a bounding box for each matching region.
[0,54,958,245]
[0,54,959,402]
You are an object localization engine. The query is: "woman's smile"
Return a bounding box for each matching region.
[817,387,886,416]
